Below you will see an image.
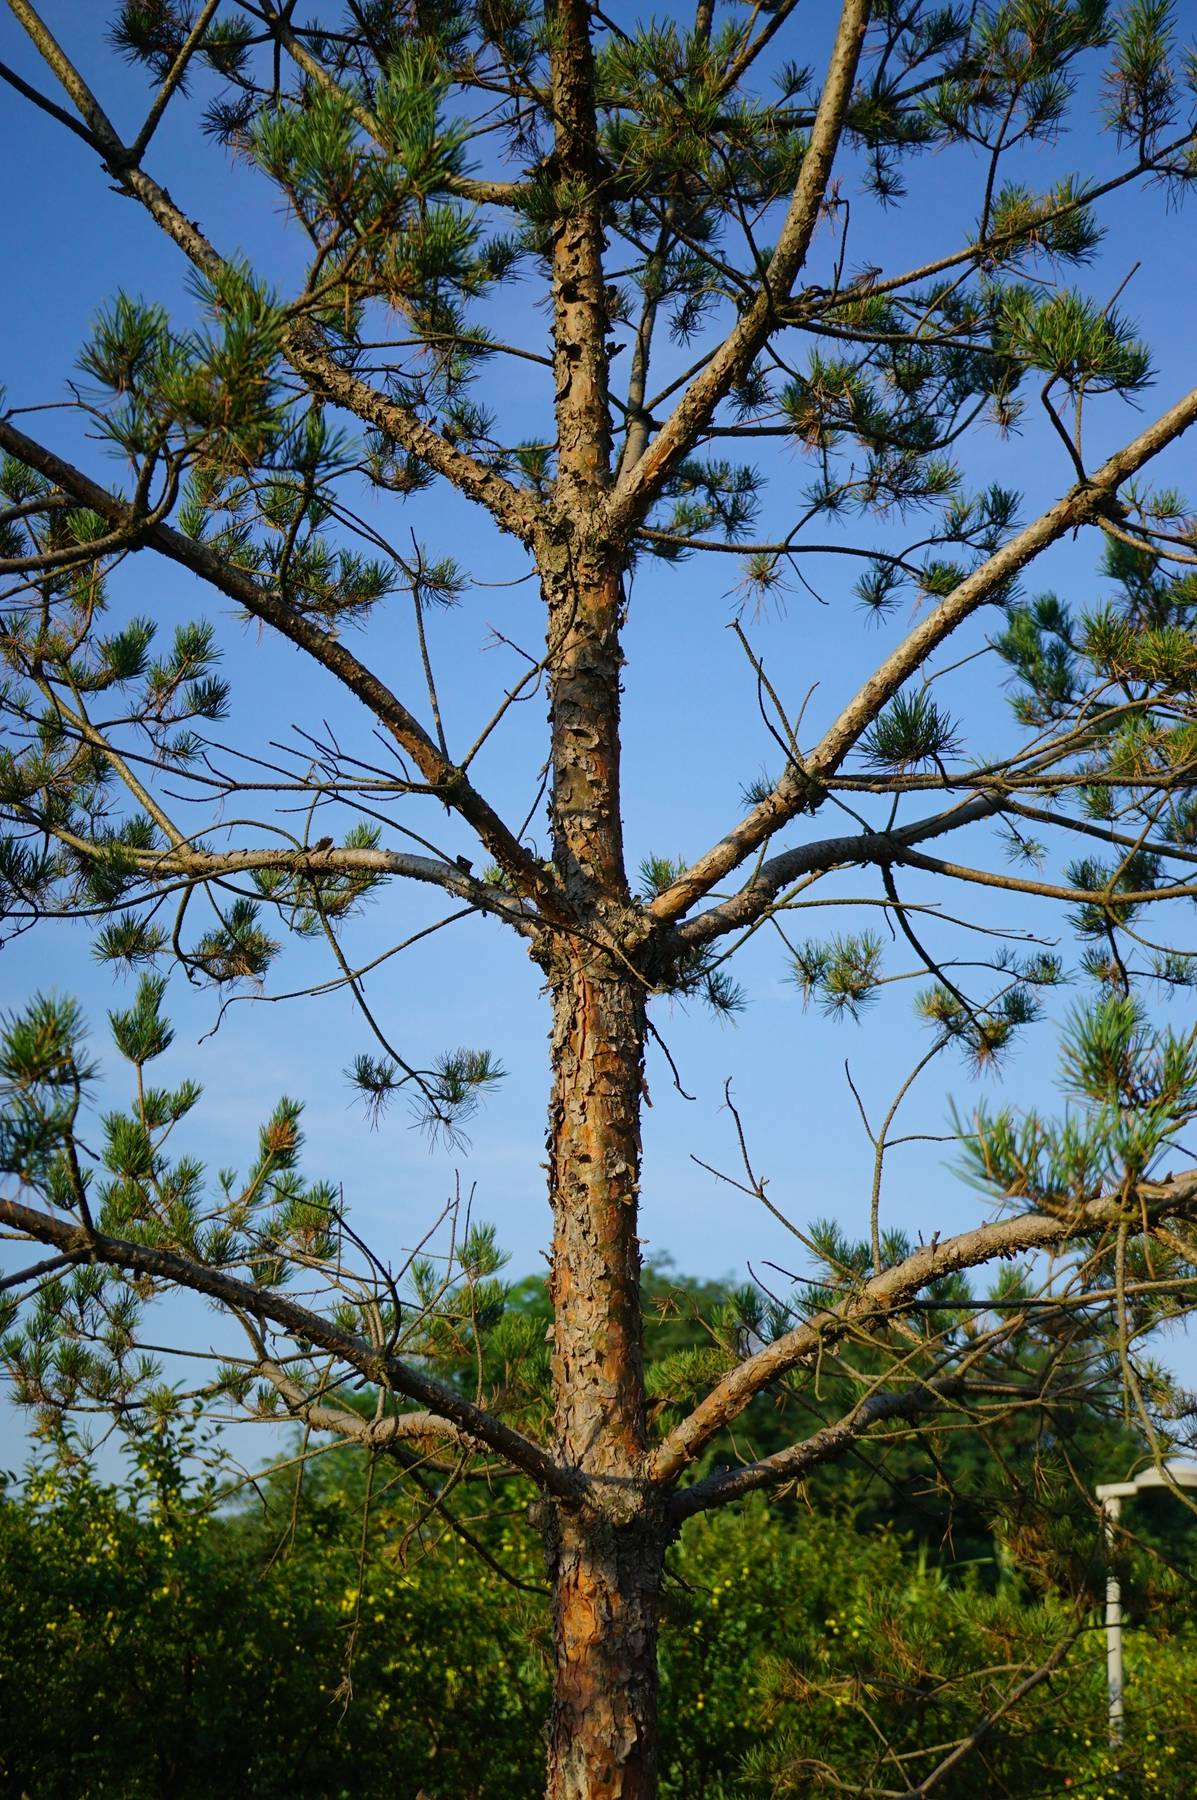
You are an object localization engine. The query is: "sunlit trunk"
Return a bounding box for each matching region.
[546,1488,666,1799]
[543,954,662,1799]
[537,536,663,1794]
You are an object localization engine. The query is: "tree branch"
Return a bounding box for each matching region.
[672,794,1005,951]
[255,1358,504,1464]
[0,415,564,919]
[885,843,1197,911]
[283,327,539,541]
[645,382,1197,926]
[0,53,103,150]
[649,1166,1197,1486]
[127,0,221,163]
[0,1193,579,1498]
[32,839,535,934]
[606,0,871,537]
[671,1373,966,1521]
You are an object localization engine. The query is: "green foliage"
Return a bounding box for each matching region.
[917,979,1042,1072]
[960,996,1197,1204]
[790,932,885,1020]
[860,687,962,770]
[0,1422,547,1799]
[189,897,279,985]
[347,1043,507,1142]
[0,993,94,1188]
[1108,0,1186,148]
[108,973,174,1065]
[656,458,762,546]
[998,288,1152,394]
[0,990,371,1414]
[4,1409,1197,1799]
[93,915,170,970]
[984,175,1104,264]
[638,852,688,900]
[633,856,747,1015]
[80,271,286,466]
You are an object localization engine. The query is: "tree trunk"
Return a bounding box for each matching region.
[542,950,663,1799]
[535,525,664,1794]
[545,1489,667,1800]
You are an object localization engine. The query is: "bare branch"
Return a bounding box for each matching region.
[127,0,222,163]
[649,1166,1197,1486]
[0,415,565,918]
[646,384,1197,926]
[53,838,533,934]
[255,1358,504,1463]
[672,795,1005,951]
[0,1192,579,1498]
[671,1373,966,1521]
[606,0,872,536]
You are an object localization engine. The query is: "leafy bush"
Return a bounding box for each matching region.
[4,1423,1197,1798]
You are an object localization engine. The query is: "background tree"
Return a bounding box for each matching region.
[3,1,1197,1795]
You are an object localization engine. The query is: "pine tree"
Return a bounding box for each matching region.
[3,3,1197,1793]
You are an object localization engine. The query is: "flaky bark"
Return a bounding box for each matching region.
[542,951,661,1797]
[544,1490,668,1800]
[538,625,660,1792]
[547,954,646,1473]
[538,551,659,1798]
[534,1,666,1783]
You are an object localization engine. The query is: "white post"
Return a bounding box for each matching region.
[1103,1493,1123,1745]
[1095,1464,1197,1747]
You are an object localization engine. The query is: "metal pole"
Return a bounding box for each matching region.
[1095,1465,1197,1748]
[1104,1493,1124,1745]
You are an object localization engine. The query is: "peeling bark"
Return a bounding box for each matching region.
[543,946,660,1797]
[536,0,665,1781]
[547,955,646,1469]
[543,1494,668,1800]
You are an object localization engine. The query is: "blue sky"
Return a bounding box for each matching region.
[3,3,1197,1468]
